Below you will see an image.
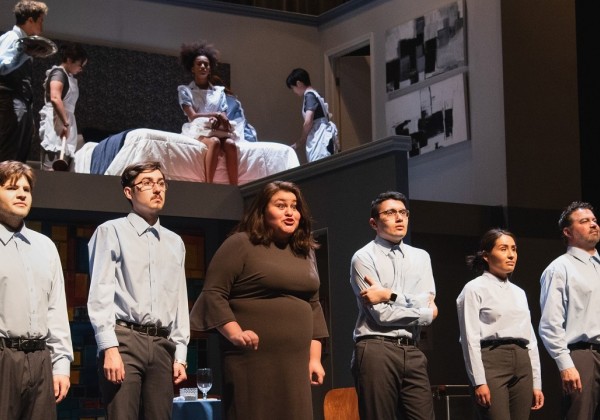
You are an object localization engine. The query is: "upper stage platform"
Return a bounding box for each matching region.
[30,136,412,224]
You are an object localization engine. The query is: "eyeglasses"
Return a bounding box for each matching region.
[378,209,410,219]
[133,179,168,191]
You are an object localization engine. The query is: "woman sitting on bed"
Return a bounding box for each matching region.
[178,41,238,185]
[212,75,257,143]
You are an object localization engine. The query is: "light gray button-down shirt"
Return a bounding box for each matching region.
[539,246,600,371]
[0,222,73,376]
[0,26,31,76]
[350,235,435,341]
[457,271,542,389]
[87,212,190,362]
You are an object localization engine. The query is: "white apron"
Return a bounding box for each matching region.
[39,65,79,157]
[179,83,239,141]
[303,88,339,162]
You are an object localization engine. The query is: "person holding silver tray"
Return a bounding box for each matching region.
[0,1,53,163]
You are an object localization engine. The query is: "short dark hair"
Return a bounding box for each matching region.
[120,161,164,188]
[60,42,87,64]
[466,228,516,276]
[14,1,48,25]
[179,41,219,74]
[558,201,595,240]
[370,191,408,219]
[286,68,311,89]
[235,181,318,256]
[0,160,35,190]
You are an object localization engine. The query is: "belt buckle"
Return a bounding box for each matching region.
[398,337,411,346]
[19,339,35,351]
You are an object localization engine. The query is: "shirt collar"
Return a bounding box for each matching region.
[567,245,600,263]
[0,220,29,245]
[189,81,219,92]
[374,235,404,257]
[127,212,161,238]
[482,270,511,287]
[13,25,27,38]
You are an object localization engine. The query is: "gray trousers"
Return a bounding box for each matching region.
[352,338,434,420]
[476,344,533,420]
[0,346,56,420]
[98,325,176,419]
[563,348,600,420]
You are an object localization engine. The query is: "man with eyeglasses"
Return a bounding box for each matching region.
[539,201,600,419]
[350,191,438,419]
[87,161,190,419]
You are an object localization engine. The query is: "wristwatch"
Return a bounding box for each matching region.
[389,292,398,303]
[175,359,188,369]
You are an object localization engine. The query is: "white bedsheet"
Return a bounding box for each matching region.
[73,128,300,185]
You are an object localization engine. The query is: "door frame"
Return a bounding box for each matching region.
[324,33,375,147]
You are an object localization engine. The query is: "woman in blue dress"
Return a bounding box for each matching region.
[178,42,238,185]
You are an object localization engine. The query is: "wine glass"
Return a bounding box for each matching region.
[197,368,213,400]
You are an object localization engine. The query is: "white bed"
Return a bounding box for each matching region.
[73,128,300,185]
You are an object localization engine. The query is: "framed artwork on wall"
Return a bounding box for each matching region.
[385,72,469,157]
[385,1,466,94]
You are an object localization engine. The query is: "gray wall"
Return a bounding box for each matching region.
[501,0,581,209]
[3,0,580,209]
[319,0,509,206]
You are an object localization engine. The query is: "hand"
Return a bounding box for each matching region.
[214,113,232,132]
[103,347,125,384]
[308,359,325,385]
[230,330,259,350]
[292,139,306,150]
[173,362,187,385]
[561,367,582,394]
[53,374,70,403]
[474,384,491,408]
[531,388,544,410]
[429,294,438,319]
[359,275,391,305]
[60,125,69,139]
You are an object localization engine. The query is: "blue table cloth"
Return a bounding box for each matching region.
[172,399,222,420]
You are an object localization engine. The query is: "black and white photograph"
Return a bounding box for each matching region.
[385,72,468,157]
[385,1,466,94]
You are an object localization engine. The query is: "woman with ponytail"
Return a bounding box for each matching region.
[456,228,544,419]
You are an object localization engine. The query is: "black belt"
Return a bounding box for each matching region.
[115,320,170,339]
[357,335,417,346]
[0,337,47,352]
[481,339,527,349]
[568,341,600,352]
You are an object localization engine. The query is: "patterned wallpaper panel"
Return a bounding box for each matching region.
[29,39,230,156]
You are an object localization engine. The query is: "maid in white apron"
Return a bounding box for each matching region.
[39,43,87,170]
[303,88,339,162]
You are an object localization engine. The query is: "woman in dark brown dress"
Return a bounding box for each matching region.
[190,181,329,419]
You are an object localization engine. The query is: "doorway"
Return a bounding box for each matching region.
[325,34,374,152]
